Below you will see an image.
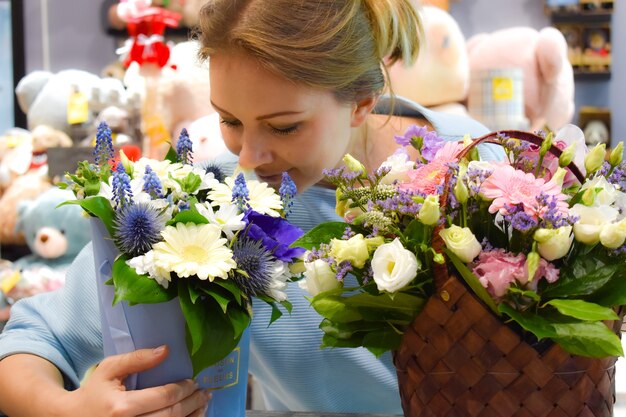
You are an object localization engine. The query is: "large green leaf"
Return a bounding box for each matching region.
[227,305,251,340]
[545,299,619,321]
[164,146,178,163]
[212,279,243,306]
[542,263,619,298]
[169,210,209,226]
[321,333,364,349]
[63,197,116,236]
[587,267,626,307]
[311,295,363,323]
[319,319,388,340]
[111,257,176,305]
[498,303,556,340]
[291,222,350,250]
[552,322,623,357]
[178,281,240,376]
[445,250,499,315]
[362,327,404,358]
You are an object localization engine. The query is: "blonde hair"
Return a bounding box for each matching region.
[197,0,422,103]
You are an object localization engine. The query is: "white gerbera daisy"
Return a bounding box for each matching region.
[208,177,283,217]
[195,202,245,239]
[127,250,172,288]
[98,176,151,204]
[192,166,220,191]
[153,223,236,281]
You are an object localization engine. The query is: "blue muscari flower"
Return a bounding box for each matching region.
[112,162,133,210]
[143,165,164,199]
[178,200,190,211]
[94,122,114,167]
[279,172,297,217]
[114,203,164,257]
[232,173,250,211]
[231,238,274,297]
[176,128,193,165]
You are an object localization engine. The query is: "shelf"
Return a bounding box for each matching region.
[550,11,612,24]
[574,71,611,81]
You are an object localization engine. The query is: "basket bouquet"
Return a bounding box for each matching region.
[60,122,305,417]
[294,124,626,416]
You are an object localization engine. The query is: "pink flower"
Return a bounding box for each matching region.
[480,165,569,219]
[472,249,560,298]
[398,141,461,195]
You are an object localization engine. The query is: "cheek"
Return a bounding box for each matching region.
[220,127,241,155]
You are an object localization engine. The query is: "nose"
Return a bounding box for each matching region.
[237,132,273,170]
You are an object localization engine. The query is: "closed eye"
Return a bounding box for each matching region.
[219,118,242,128]
[270,124,299,136]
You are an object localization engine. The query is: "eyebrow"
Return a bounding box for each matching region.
[211,101,304,121]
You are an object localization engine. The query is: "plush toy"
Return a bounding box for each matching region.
[387,4,470,116]
[466,26,575,132]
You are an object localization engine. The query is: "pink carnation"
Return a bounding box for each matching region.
[472,249,560,298]
[480,165,569,219]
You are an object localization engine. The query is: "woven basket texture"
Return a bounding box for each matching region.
[393,274,618,417]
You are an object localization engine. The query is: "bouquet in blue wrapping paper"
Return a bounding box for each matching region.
[60,122,305,374]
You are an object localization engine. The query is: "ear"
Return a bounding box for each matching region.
[350,95,377,127]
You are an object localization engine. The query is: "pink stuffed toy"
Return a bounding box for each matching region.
[466,27,575,132]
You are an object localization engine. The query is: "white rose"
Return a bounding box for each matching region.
[371,238,419,293]
[299,259,342,296]
[439,225,482,263]
[380,151,414,184]
[419,195,440,226]
[599,218,626,249]
[570,204,618,245]
[533,226,573,261]
[330,234,370,268]
[579,176,619,207]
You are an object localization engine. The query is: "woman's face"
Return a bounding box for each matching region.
[209,51,359,192]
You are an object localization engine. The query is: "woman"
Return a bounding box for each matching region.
[0,1,501,416]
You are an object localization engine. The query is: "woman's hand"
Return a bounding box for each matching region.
[65,345,212,417]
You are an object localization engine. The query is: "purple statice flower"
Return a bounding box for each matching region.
[306,243,332,264]
[142,165,164,199]
[342,227,356,240]
[361,266,373,285]
[394,125,429,147]
[335,261,353,282]
[112,162,133,210]
[243,210,305,262]
[536,193,576,228]
[176,128,193,165]
[114,203,164,257]
[231,173,250,211]
[231,238,274,297]
[608,161,626,187]
[279,172,297,217]
[420,131,445,162]
[506,209,538,232]
[94,122,114,167]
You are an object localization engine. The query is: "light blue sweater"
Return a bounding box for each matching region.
[0,99,502,413]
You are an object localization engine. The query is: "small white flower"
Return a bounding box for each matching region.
[152,223,236,281]
[192,166,220,191]
[127,250,172,288]
[579,176,619,207]
[266,260,293,302]
[570,204,619,245]
[599,218,626,249]
[371,238,419,293]
[380,150,415,185]
[299,259,342,297]
[209,177,283,217]
[195,202,245,239]
[98,176,151,204]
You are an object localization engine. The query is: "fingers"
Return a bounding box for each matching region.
[97,345,169,380]
[134,384,212,417]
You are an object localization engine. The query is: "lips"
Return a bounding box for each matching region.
[255,172,283,184]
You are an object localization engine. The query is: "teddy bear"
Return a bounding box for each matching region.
[386,4,470,116]
[466,26,575,132]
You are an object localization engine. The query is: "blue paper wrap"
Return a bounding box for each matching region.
[90,218,249,417]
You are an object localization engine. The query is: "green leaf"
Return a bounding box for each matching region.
[553,322,623,357]
[508,287,541,302]
[545,299,619,321]
[310,295,363,323]
[227,306,251,340]
[164,146,178,163]
[362,327,403,357]
[176,172,202,194]
[320,333,364,349]
[169,210,209,226]
[198,284,231,314]
[319,319,388,340]
[498,303,556,340]
[64,197,116,236]
[587,267,626,307]
[291,222,350,250]
[542,263,619,298]
[445,249,500,315]
[111,257,176,305]
[343,291,424,317]
[212,279,243,305]
[178,281,240,376]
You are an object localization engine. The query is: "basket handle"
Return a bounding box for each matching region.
[432,130,585,291]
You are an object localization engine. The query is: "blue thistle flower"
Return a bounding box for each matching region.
[112,162,133,210]
[114,203,164,257]
[94,122,114,167]
[201,162,226,183]
[279,172,297,217]
[232,173,250,211]
[142,165,164,199]
[176,128,193,165]
[232,238,274,297]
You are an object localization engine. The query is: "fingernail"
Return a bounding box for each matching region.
[153,345,166,355]
[204,389,213,400]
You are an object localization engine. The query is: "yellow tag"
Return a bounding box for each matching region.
[492,77,514,101]
[67,89,89,125]
[1,270,22,294]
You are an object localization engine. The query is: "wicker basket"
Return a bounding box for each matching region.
[392,131,620,417]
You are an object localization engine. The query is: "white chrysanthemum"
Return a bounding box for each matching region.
[266,260,292,302]
[208,177,283,217]
[152,222,236,281]
[98,176,151,204]
[127,250,172,288]
[195,202,245,239]
[133,158,174,181]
